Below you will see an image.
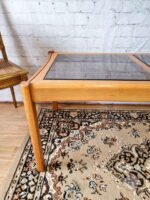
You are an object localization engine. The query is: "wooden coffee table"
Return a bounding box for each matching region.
[21,52,150,172]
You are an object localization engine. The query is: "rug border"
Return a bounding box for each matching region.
[0,108,45,200]
[0,134,29,200]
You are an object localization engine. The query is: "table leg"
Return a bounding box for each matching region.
[52,101,58,111]
[21,82,45,172]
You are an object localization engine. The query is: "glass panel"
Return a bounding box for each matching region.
[135,54,150,67]
[44,54,150,80]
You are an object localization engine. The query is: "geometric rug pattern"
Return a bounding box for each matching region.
[4,109,150,200]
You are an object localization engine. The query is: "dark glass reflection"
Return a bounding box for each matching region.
[135,54,150,67]
[45,54,150,80]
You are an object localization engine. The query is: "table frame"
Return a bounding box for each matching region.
[21,52,150,172]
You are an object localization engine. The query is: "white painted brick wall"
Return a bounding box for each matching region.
[0,0,150,101]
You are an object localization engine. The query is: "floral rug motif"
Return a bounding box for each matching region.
[4,109,150,200]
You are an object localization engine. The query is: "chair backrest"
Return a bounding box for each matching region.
[0,32,8,61]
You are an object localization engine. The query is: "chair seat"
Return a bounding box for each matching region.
[0,32,28,107]
[0,59,28,89]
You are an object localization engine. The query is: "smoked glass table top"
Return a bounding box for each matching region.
[135,54,150,67]
[44,54,150,81]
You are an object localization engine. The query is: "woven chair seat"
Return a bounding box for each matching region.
[0,32,28,107]
[0,59,28,89]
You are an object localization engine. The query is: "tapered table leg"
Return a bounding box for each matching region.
[21,82,45,172]
[52,101,58,111]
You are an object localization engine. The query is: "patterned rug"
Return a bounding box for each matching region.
[4,108,150,200]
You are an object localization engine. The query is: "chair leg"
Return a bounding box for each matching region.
[10,86,17,108]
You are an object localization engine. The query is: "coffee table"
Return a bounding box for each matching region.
[21,52,150,172]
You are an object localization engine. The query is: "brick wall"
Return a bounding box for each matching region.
[0,0,150,101]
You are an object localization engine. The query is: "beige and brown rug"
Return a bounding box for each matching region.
[3,108,150,200]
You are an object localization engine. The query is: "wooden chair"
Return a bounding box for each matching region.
[0,33,28,107]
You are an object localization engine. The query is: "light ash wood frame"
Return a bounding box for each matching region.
[21,52,150,172]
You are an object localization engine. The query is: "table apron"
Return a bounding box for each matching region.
[30,84,150,102]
